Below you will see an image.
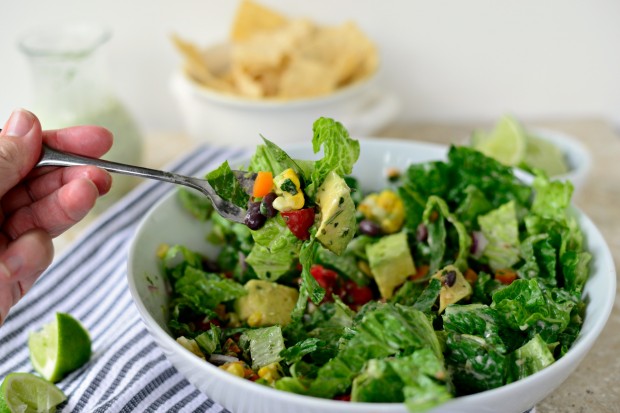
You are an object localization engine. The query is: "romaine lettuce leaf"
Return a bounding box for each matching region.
[478,201,521,271]
[245,215,302,280]
[162,245,205,281]
[491,279,574,342]
[279,338,323,365]
[506,334,554,383]
[195,324,222,356]
[302,304,442,399]
[248,136,306,181]
[445,332,506,393]
[422,196,471,273]
[290,240,326,322]
[442,304,506,351]
[412,278,442,313]
[454,184,493,229]
[531,175,573,222]
[518,233,557,287]
[398,160,449,231]
[446,146,532,213]
[206,160,249,208]
[305,118,360,197]
[178,187,213,221]
[351,348,450,409]
[242,325,285,369]
[174,266,247,312]
[561,250,591,294]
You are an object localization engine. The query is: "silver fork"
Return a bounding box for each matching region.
[36,145,253,223]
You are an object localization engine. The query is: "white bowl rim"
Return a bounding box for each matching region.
[127,137,615,411]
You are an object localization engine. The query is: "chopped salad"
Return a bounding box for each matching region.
[158,118,590,412]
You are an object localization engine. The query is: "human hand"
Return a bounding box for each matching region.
[0,109,113,325]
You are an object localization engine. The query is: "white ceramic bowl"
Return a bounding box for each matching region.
[127,139,615,413]
[528,128,591,192]
[170,45,400,146]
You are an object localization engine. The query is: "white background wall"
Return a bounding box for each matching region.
[1,0,619,134]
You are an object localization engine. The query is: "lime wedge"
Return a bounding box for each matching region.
[28,313,91,383]
[0,372,66,413]
[473,115,527,166]
[524,134,569,176]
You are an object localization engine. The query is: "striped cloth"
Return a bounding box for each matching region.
[0,145,248,412]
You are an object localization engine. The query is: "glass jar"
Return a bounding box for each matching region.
[19,23,143,213]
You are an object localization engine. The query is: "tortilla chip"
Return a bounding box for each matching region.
[230,0,288,42]
[278,57,338,99]
[231,66,264,98]
[171,34,233,92]
[173,1,378,100]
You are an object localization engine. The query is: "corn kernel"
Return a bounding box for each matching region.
[156,243,169,259]
[221,362,245,377]
[272,168,304,211]
[357,190,404,233]
[258,363,280,383]
[247,311,263,327]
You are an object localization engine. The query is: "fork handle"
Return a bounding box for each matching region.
[37,145,192,187]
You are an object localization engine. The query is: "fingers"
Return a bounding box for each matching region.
[0,229,53,324]
[3,178,102,239]
[0,109,43,197]
[43,125,113,158]
[1,165,112,215]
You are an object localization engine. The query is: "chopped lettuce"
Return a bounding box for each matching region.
[242,326,286,369]
[246,215,301,280]
[174,267,247,312]
[351,348,451,411]
[206,161,249,208]
[303,303,442,399]
[306,117,360,198]
[478,201,521,271]
[163,129,592,411]
[492,279,574,342]
[506,334,554,383]
[178,187,213,221]
[195,325,222,356]
[398,161,449,231]
[422,196,471,273]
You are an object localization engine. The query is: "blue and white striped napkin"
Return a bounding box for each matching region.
[0,145,248,412]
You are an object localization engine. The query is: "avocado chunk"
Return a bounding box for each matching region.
[366,231,416,299]
[315,171,356,255]
[234,280,299,327]
[432,265,472,313]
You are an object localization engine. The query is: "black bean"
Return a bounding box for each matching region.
[260,192,278,218]
[359,219,382,237]
[444,270,457,287]
[244,202,266,230]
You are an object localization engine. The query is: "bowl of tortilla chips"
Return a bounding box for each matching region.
[170,0,400,145]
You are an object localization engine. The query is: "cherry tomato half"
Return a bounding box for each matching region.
[281,208,315,240]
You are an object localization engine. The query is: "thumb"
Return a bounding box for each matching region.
[0,109,43,197]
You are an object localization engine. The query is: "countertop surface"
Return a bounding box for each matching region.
[54,118,620,413]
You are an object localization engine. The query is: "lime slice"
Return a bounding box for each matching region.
[469,129,491,147]
[524,134,569,176]
[473,115,527,166]
[28,313,91,383]
[0,372,66,413]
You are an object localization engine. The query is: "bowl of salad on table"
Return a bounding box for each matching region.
[127,118,615,413]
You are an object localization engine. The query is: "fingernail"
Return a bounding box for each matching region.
[5,109,34,137]
[0,256,22,279]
